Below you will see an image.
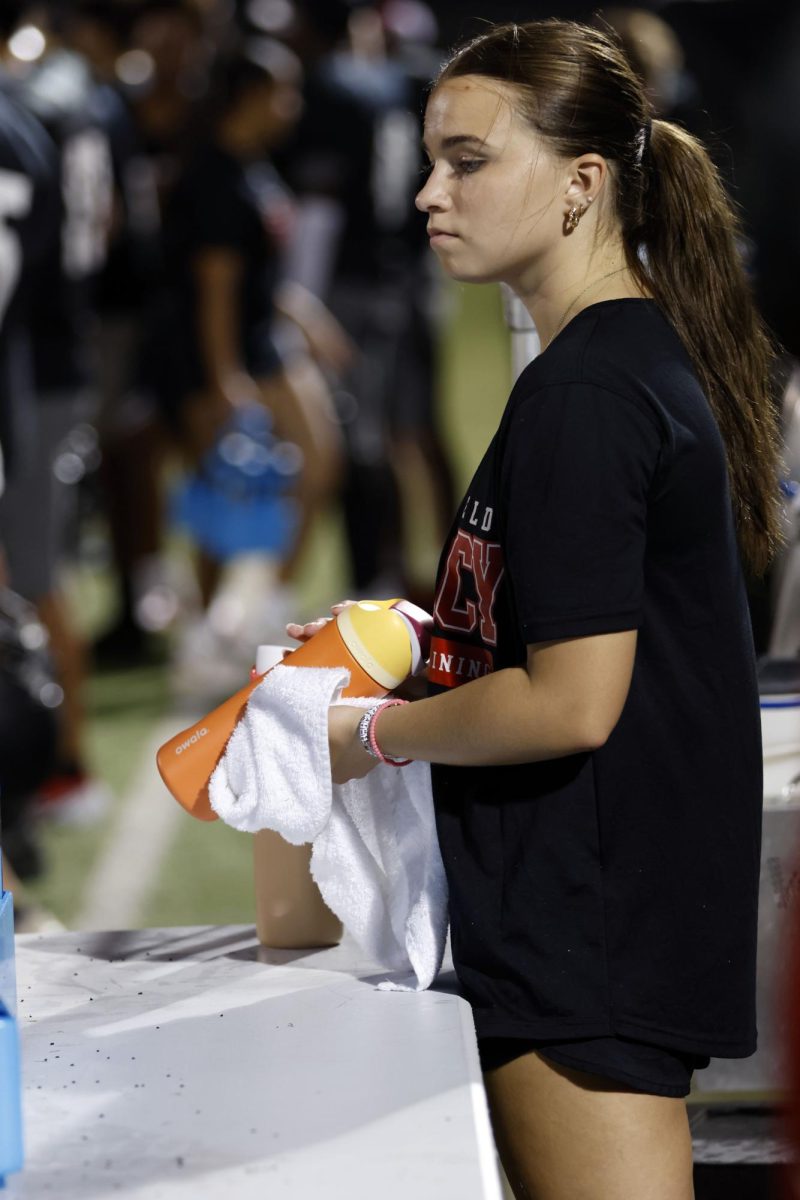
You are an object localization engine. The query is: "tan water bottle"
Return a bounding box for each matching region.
[253,833,342,949]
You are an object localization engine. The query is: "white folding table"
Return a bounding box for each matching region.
[6,925,502,1199]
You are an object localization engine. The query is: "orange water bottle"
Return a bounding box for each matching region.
[156,599,431,821]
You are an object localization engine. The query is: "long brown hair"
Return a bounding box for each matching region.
[438,19,782,576]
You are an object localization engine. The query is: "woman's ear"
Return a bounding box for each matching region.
[564,153,607,209]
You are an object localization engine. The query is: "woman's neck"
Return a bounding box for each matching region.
[515,244,648,350]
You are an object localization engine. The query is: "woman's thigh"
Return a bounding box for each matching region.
[483,1048,694,1200]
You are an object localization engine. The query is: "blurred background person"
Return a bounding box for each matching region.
[0,1,63,881]
[69,0,172,665]
[0,0,115,828]
[380,0,457,600]
[129,0,215,199]
[153,35,347,695]
[599,7,710,133]
[281,0,454,602]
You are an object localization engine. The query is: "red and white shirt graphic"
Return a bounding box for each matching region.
[430,493,504,689]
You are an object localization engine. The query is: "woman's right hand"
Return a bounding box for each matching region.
[285,600,355,644]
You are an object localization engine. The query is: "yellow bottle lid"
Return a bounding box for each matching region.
[336,601,412,690]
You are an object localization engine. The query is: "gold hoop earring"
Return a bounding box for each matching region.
[565,205,582,232]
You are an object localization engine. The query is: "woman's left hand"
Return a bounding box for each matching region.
[328,705,376,785]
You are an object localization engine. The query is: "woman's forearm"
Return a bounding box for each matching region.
[325,630,635,779]
[369,630,638,768]
[374,667,605,767]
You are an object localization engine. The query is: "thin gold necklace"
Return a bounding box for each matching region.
[544,267,631,350]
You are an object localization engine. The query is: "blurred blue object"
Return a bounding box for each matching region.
[0,848,24,1184]
[171,405,301,561]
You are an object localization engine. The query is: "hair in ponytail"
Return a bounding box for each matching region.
[631,120,780,574]
[438,20,782,576]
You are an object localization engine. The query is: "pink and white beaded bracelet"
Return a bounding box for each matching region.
[357,698,411,767]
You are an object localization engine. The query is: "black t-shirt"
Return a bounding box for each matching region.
[92,81,160,315]
[0,83,59,471]
[159,143,286,408]
[0,87,58,320]
[429,298,762,1058]
[16,50,113,392]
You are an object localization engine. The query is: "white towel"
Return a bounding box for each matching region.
[208,663,448,990]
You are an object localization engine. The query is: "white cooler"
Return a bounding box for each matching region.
[693,658,800,1097]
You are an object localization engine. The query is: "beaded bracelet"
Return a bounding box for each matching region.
[357,698,411,767]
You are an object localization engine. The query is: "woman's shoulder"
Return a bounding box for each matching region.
[512,298,701,433]
[545,298,688,379]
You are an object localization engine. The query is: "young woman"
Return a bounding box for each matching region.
[292,20,781,1199]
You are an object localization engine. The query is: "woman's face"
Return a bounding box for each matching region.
[417,76,565,287]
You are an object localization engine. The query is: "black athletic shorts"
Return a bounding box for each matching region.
[477,1034,710,1098]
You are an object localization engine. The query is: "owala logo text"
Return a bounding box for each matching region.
[175,727,209,755]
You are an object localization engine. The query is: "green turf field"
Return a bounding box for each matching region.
[22,282,511,931]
